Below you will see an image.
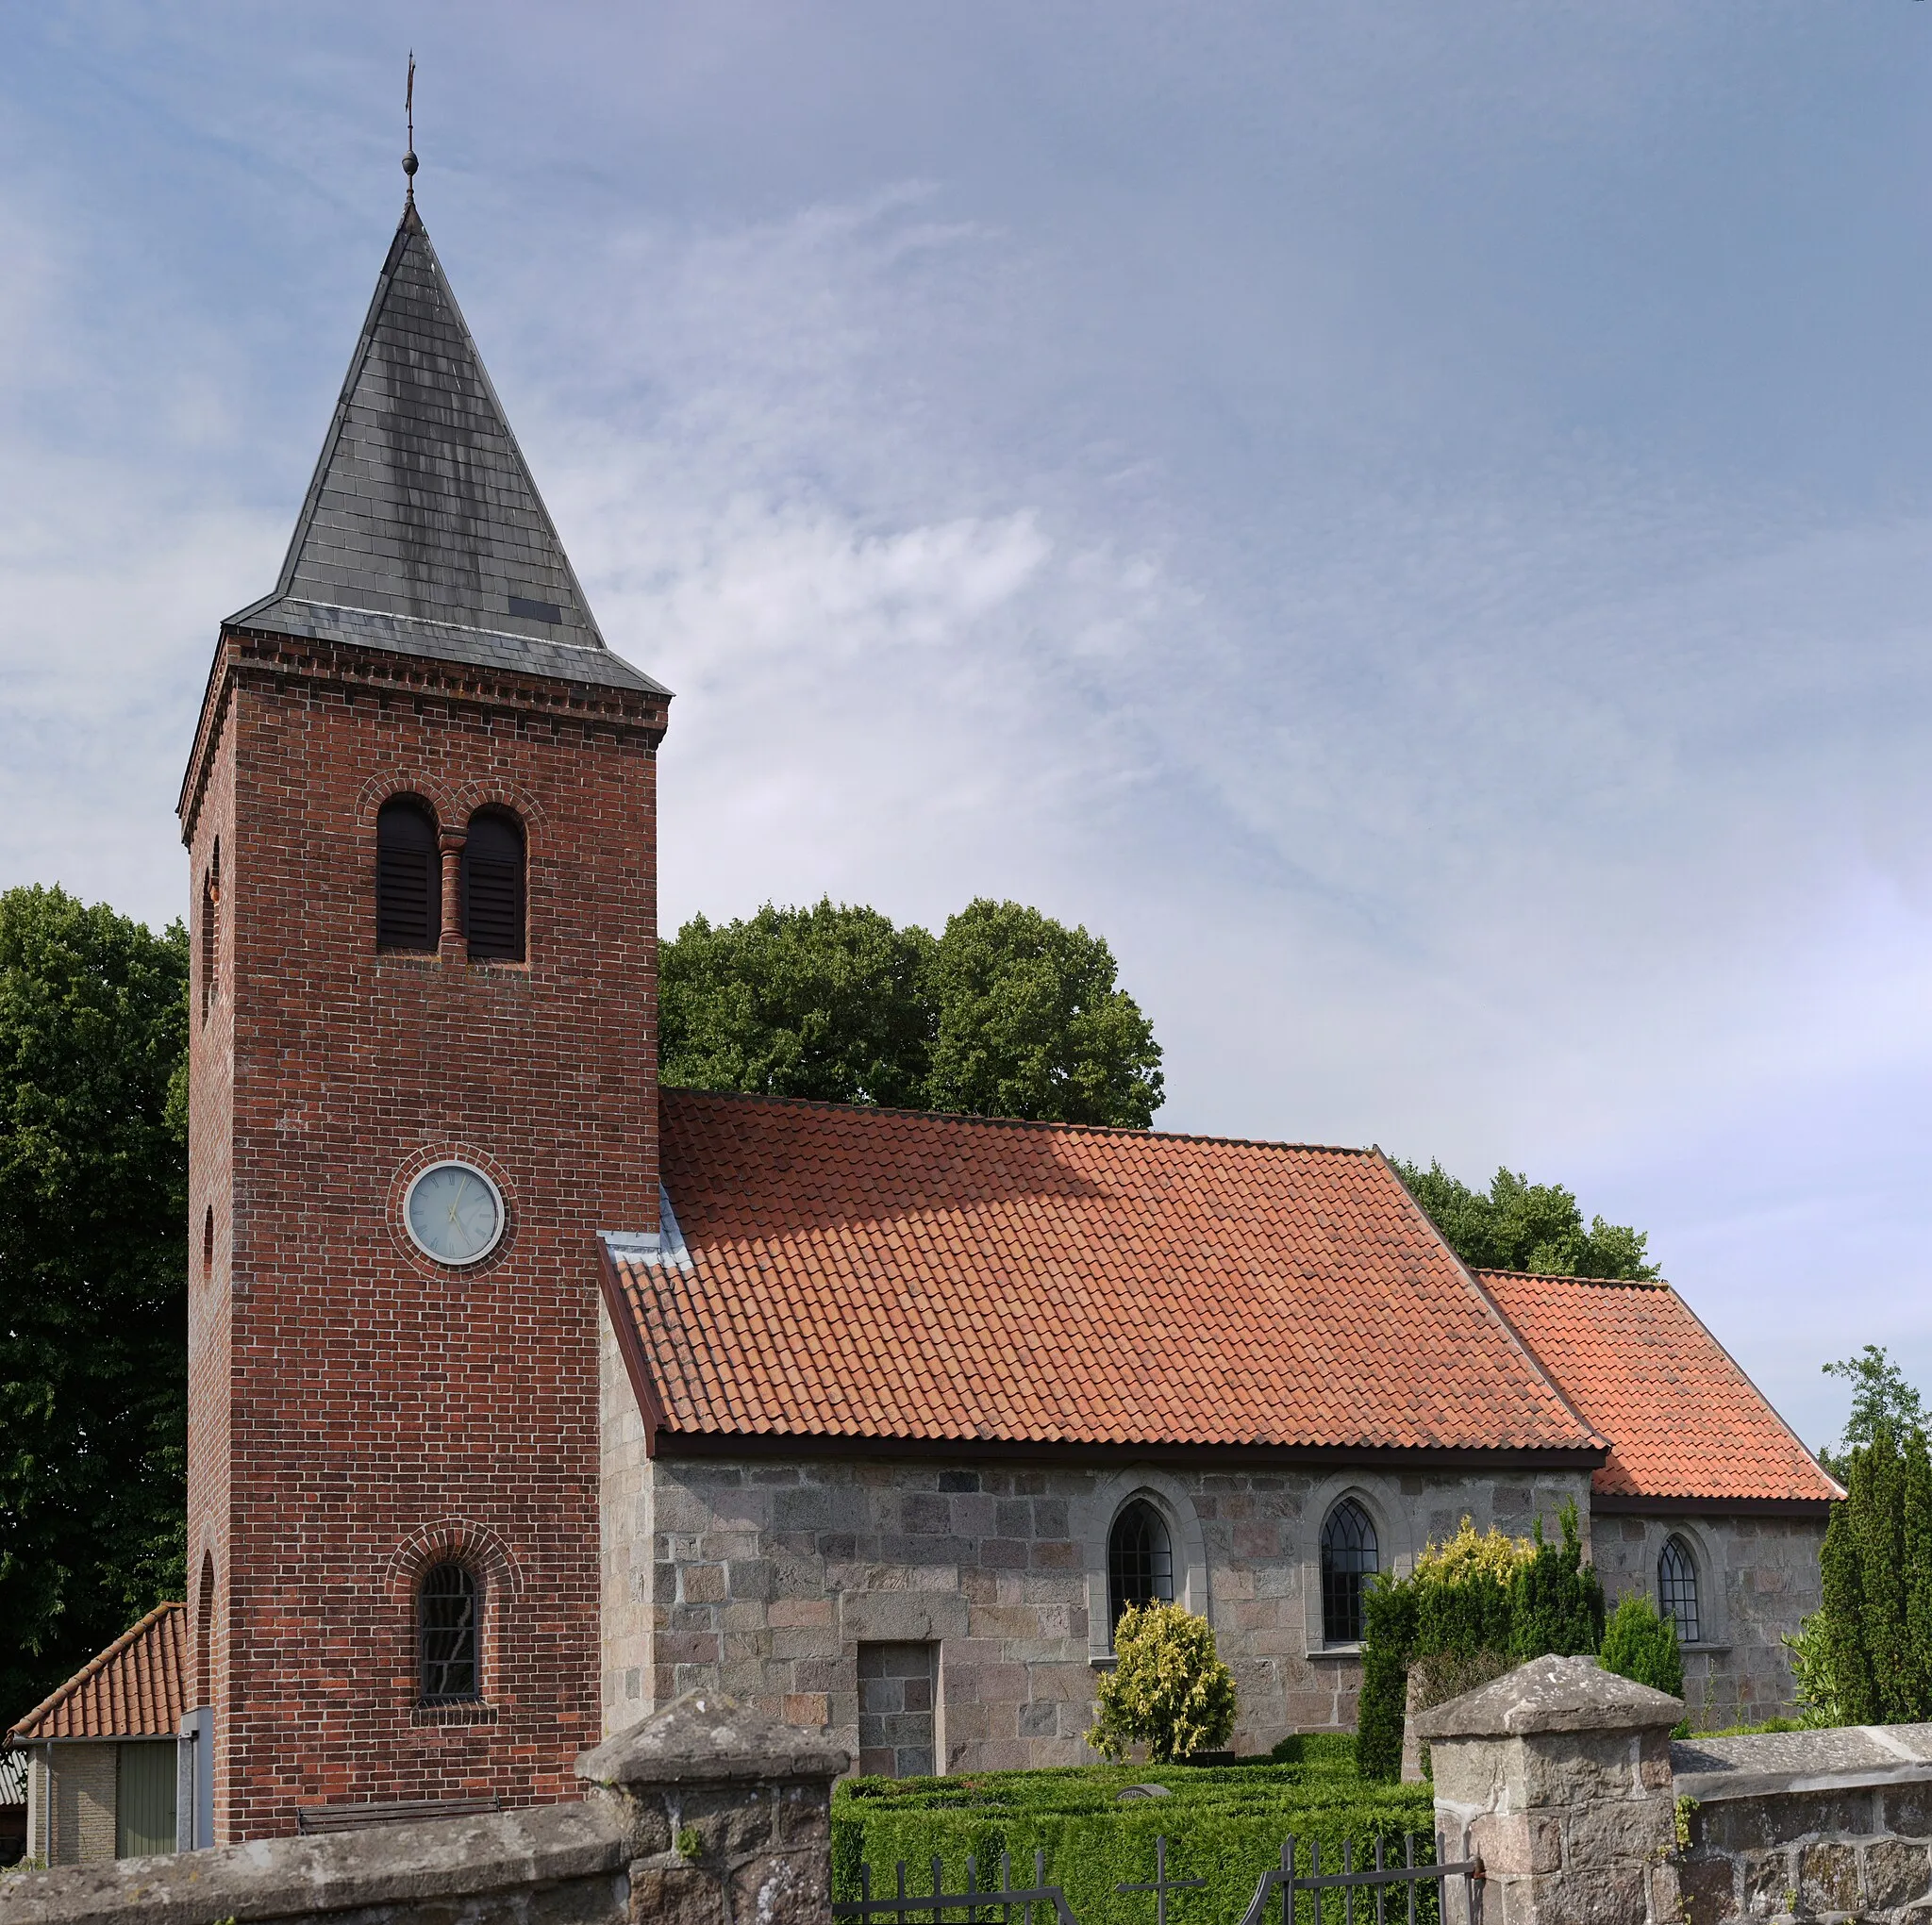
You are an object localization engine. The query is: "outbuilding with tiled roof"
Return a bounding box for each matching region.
[7,1602,186,1866]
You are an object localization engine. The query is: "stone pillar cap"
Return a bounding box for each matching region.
[1412,1655,1684,1740]
[575,1689,851,1787]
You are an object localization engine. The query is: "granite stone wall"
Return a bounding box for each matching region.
[603,1423,1595,1768]
[1592,1512,1825,1729]
[1674,1722,1932,1925]
[1422,1658,1685,1925]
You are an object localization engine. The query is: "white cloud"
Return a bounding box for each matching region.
[6,2,1932,1452]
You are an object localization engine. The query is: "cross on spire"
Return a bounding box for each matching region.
[403,51,418,201]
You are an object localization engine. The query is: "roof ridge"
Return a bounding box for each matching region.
[661,1085,1376,1156]
[1475,1267,1674,1290]
[1375,1153,1608,1455]
[6,1601,183,1741]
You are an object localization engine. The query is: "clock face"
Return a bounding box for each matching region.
[404,1161,505,1266]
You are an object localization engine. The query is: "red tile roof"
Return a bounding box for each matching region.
[1476,1270,1840,1505]
[610,1091,1601,1455]
[7,1602,187,1743]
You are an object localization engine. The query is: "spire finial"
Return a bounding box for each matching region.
[403,51,418,202]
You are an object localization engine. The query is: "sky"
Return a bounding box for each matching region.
[2,3,1929,1453]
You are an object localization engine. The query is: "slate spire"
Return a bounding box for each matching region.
[228,202,662,695]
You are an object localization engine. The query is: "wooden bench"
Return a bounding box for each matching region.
[294,1796,501,1835]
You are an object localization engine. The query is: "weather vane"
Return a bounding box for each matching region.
[403,51,418,202]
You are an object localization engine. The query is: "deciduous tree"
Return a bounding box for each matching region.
[0,887,188,1724]
[924,900,1162,1128]
[1391,1158,1657,1279]
[660,896,1164,1128]
[659,900,935,1109]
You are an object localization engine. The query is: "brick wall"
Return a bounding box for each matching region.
[185,689,236,1833]
[181,625,666,1840]
[46,1746,117,1867]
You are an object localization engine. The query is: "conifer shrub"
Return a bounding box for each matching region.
[1356,1503,1605,1783]
[1807,1423,1932,1725]
[1090,1601,1238,1764]
[1598,1591,1684,1703]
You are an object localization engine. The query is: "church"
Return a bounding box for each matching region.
[154,184,1837,1846]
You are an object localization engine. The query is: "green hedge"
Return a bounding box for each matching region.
[832,1747,1437,1925]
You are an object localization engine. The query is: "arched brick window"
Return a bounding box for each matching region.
[1321,1497,1379,1644]
[418,1563,480,1703]
[202,1206,214,1285]
[461,809,525,962]
[1659,1535,1700,1645]
[1108,1500,1174,1633]
[376,797,441,952]
[195,1552,216,1708]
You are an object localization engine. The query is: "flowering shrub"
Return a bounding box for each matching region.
[1414,1517,1534,1585]
[1090,1600,1238,1763]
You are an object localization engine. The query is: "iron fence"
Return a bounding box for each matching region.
[836,1850,1079,1925]
[831,1834,1484,1925]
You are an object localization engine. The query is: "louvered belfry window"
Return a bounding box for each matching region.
[462,810,525,962]
[376,797,440,951]
[418,1563,479,1703]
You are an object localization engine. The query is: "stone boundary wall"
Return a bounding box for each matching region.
[1419,1654,1685,1925]
[1674,1722,1932,1925]
[1422,1663,1932,1925]
[0,1692,844,1925]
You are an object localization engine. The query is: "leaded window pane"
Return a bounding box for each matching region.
[419,1563,479,1703]
[1108,1501,1174,1633]
[1658,1536,1700,1646]
[1321,1498,1378,1645]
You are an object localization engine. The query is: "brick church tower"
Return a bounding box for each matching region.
[177,193,669,1842]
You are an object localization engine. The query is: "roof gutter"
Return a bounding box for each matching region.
[1589,1493,1834,1519]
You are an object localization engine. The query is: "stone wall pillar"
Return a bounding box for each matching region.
[576,1690,849,1925]
[1416,1655,1685,1925]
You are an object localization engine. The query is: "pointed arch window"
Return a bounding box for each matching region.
[1658,1535,1700,1646]
[376,797,440,952]
[462,809,525,963]
[1108,1500,1174,1634]
[418,1563,480,1703]
[1321,1498,1379,1645]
